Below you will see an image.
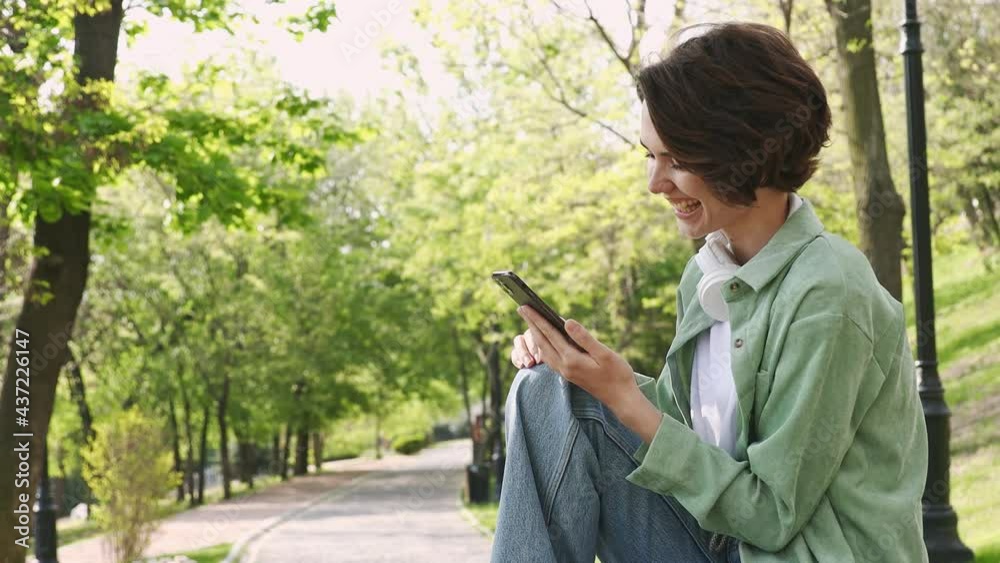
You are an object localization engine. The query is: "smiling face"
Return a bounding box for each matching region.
[640,102,754,240]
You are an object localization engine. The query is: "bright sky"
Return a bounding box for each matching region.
[118,0,442,102]
[116,0,683,104]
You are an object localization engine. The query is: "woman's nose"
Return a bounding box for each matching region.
[647,167,675,195]
[647,162,675,194]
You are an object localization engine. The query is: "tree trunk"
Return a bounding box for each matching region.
[977,186,1000,248]
[452,325,473,433]
[197,404,210,504]
[0,210,93,562]
[271,431,281,475]
[480,348,489,430]
[168,397,185,502]
[238,441,256,488]
[232,424,251,487]
[475,324,505,468]
[0,3,121,559]
[374,384,383,460]
[280,424,292,481]
[826,0,905,300]
[487,329,503,457]
[0,170,13,297]
[293,425,309,476]
[484,324,506,499]
[65,350,94,444]
[181,384,197,505]
[312,432,324,473]
[217,373,231,500]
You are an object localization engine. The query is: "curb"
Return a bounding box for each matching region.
[222,472,373,563]
[456,497,495,541]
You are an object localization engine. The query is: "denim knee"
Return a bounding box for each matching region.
[510,363,564,398]
[505,363,568,435]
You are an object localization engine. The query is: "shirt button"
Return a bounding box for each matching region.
[734,338,744,349]
[729,282,740,291]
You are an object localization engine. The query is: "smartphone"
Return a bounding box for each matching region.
[491,270,585,352]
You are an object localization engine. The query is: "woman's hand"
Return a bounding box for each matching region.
[514,304,641,415]
[510,327,541,369]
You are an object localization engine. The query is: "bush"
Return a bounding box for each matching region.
[324,419,372,460]
[391,433,428,455]
[82,408,181,563]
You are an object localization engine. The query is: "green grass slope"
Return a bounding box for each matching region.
[913,249,1000,562]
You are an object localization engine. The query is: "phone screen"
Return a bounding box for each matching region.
[491,270,585,352]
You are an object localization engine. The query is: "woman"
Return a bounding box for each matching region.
[491,22,928,563]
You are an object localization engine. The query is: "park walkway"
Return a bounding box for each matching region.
[52,439,491,562]
[246,439,492,562]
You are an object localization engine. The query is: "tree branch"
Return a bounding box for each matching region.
[582,0,634,75]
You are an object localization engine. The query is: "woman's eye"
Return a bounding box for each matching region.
[644,152,683,170]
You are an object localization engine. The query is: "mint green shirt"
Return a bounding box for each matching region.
[629,198,929,562]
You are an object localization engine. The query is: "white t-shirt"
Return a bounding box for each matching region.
[689,194,803,456]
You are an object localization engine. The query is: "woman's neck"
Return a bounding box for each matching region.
[722,190,791,265]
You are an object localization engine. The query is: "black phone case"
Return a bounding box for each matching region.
[491,271,585,352]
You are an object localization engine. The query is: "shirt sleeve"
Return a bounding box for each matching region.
[624,312,881,552]
[630,273,688,460]
[634,371,658,405]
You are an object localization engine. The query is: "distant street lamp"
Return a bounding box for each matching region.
[34,439,58,563]
[899,1,974,561]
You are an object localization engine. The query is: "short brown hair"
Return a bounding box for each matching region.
[636,22,831,206]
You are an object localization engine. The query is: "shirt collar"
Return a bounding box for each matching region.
[730,195,825,292]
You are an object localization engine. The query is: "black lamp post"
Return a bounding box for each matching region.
[34,438,59,563]
[899,2,974,561]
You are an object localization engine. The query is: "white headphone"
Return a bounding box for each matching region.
[694,231,739,322]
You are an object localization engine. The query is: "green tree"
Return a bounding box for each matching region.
[0,2,347,557]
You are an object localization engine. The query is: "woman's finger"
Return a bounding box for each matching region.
[519,305,569,359]
[513,334,535,367]
[524,330,540,360]
[519,306,563,366]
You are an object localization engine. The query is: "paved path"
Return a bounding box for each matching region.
[246,440,492,563]
[52,439,492,563]
[55,467,367,563]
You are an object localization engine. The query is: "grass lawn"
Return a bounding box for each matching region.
[159,542,232,563]
[920,249,1000,562]
[464,248,1000,562]
[463,498,499,534]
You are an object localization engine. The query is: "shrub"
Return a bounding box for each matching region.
[391,433,428,455]
[323,419,372,460]
[82,408,181,563]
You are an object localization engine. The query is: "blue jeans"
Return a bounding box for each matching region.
[491,363,742,563]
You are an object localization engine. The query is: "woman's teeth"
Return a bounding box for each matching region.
[671,200,702,213]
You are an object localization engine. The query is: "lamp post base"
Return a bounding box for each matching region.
[923,505,974,563]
